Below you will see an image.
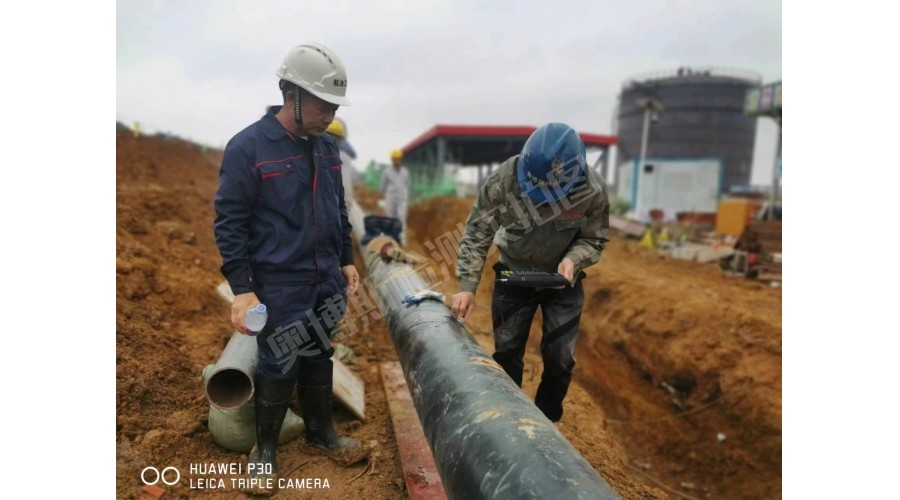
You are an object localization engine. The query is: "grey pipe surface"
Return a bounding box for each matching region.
[361,237,620,500]
[204,332,257,409]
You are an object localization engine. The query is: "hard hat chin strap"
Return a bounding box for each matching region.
[293,84,304,129]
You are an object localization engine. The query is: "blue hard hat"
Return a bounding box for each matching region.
[517,123,586,202]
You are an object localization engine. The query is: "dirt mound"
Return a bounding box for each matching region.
[576,239,781,498]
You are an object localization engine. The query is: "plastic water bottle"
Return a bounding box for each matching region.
[245,304,268,335]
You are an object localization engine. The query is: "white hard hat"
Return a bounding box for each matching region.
[276,43,350,106]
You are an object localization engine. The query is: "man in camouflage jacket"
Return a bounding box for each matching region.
[450,123,609,422]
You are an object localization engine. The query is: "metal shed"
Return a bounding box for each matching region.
[399,125,617,193]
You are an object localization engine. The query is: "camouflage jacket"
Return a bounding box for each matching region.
[456,155,610,294]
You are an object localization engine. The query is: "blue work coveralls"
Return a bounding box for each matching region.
[214,107,353,380]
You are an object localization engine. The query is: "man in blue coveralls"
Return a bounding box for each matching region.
[214,43,366,493]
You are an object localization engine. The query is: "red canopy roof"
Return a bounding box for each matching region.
[401,125,617,165]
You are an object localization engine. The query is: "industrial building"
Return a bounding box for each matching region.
[614,67,762,219]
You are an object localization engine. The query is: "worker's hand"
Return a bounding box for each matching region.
[342,265,360,295]
[450,291,475,322]
[232,292,260,335]
[557,258,576,286]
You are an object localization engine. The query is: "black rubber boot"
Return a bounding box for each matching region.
[298,359,368,466]
[246,377,294,495]
[534,379,569,422]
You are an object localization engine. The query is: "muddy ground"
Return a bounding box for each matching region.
[117,131,781,499]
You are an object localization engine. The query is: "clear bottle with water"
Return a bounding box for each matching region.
[244,304,268,335]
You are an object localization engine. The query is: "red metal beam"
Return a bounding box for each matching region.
[380,361,448,500]
[401,124,617,156]
[578,132,618,147]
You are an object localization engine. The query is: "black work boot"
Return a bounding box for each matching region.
[534,379,570,422]
[246,377,294,495]
[298,359,368,466]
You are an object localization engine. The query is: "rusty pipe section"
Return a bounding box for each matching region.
[361,234,620,500]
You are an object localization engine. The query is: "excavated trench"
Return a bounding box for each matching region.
[116,130,780,499]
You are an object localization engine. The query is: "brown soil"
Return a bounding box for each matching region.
[117,130,780,499]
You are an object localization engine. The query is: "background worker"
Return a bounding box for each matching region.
[325,118,357,205]
[381,148,410,243]
[449,123,610,422]
[214,43,366,494]
[335,118,358,160]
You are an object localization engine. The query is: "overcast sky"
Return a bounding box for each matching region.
[117,0,781,185]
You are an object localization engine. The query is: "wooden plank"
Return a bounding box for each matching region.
[216,281,366,420]
[739,220,782,255]
[216,280,235,303]
[333,356,366,421]
[380,361,448,500]
[609,215,646,238]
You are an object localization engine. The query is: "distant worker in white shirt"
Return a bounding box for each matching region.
[381,148,410,243]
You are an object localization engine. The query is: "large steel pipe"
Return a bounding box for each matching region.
[362,235,620,500]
